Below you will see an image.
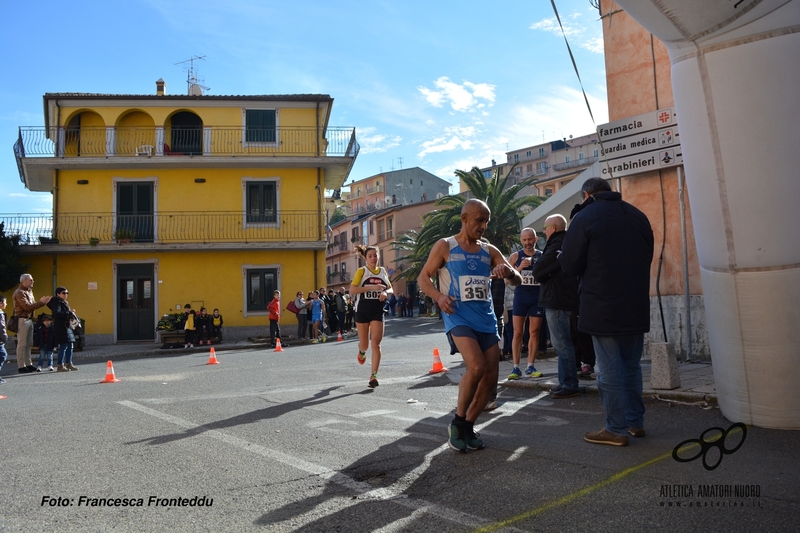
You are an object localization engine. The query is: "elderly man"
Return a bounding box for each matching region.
[559,178,654,446]
[533,214,581,399]
[507,228,545,379]
[418,199,521,452]
[12,273,51,373]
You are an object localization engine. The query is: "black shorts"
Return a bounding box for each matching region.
[355,310,385,324]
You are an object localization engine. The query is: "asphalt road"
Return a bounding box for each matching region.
[1,318,798,532]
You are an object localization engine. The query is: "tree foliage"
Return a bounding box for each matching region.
[0,222,30,292]
[391,166,543,283]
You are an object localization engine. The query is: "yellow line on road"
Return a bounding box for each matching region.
[472,426,745,533]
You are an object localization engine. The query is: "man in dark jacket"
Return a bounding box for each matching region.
[533,214,581,399]
[47,286,79,372]
[559,178,654,447]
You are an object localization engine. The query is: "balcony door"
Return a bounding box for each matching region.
[117,263,155,341]
[170,112,203,155]
[117,182,154,242]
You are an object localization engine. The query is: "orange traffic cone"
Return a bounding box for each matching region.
[429,348,448,374]
[206,347,220,365]
[337,331,343,341]
[274,338,284,352]
[101,360,120,383]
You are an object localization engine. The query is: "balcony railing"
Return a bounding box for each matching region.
[0,211,321,246]
[551,156,598,172]
[16,126,358,159]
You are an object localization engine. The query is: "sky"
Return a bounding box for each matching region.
[0,0,608,214]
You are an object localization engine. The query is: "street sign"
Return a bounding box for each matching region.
[597,107,676,142]
[597,107,681,178]
[600,147,683,178]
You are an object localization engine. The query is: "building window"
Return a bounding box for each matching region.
[388,216,394,239]
[565,155,571,163]
[579,152,585,160]
[593,149,599,158]
[526,164,532,172]
[341,262,347,278]
[514,154,519,163]
[538,148,545,158]
[539,162,546,171]
[515,167,521,175]
[545,188,553,196]
[246,267,278,312]
[245,180,277,223]
[369,220,374,235]
[526,150,532,157]
[245,109,276,143]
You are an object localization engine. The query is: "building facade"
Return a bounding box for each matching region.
[5,82,358,344]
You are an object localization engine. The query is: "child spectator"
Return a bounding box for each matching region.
[0,295,8,383]
[267,290,281,346]
[182,304,196,348]
[35,314,56,371]
[210,308,224,342]
[195,307,211,345]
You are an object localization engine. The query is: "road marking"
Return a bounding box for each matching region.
[507,446,528,462]
[352,409,398,418]
[117,400,526,532]
[470,448,676,533]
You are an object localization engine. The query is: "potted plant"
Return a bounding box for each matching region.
[89,237,100,246]
[113,228,135,243]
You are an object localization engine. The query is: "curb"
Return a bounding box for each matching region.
[500,378,717,404]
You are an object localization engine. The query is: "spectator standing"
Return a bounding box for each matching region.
[34,314,56,372]
[47,287,78,372]
[182,304,196,348]
[533,214,581,399]
[559,178,654,446]
[267,290,282,347]
[293,292,307,340]
[12,273,51,373]
[335,288,347,336]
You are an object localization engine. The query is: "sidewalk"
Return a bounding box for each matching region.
[499,351,716,403]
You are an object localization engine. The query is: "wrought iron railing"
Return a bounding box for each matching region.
[551,156,598,172]
[0,211,322,245]
[16,126,358,158]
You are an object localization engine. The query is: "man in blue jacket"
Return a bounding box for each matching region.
[559,178,654,446]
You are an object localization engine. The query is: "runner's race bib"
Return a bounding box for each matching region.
[458,275,490,301]
[520,271,539,286]
[364,290,382,299]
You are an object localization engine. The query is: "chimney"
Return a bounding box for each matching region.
[156,78,167,96]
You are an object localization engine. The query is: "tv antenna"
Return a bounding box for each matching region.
[397,156,403,169]
[176,56,210,95]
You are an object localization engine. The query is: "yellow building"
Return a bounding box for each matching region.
[7,81,358,344]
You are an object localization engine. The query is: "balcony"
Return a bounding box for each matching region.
[551,156,598,172]
[365,183,383,194]
[0,211,324,250]
[14,126,359,192]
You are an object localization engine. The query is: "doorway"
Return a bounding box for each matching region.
[116,181,154,242]
[117,263,155,341]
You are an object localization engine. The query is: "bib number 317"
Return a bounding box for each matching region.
[459,276,489,301]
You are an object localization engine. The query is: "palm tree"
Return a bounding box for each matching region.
[391,166,543,283]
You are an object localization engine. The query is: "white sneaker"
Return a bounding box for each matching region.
[47,366,55,371]
[184,344,189,348]
[36,366,42,372]
[189,343,194,348]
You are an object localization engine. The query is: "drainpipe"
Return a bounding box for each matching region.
[678,165,692,361]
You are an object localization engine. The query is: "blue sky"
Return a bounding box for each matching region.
[0,0,608,214]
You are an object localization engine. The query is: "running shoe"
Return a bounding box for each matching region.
[368,373,379,388]
[357,350,366,365]
[507,367,522,380]
[311,339,319,344]
[448,423,468,452]
[465,425,484,450]
[524,365,543,378]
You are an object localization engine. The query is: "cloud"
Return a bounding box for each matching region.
[357,127,402,155]
[530,11,604,54]
[417,125,477,158]
[418,77,496,112]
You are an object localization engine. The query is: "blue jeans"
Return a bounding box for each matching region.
[546,308,578,392]
[592,334,646,436]
[57,342,73,366]
[38,347,54,368]
[0,343,7,368]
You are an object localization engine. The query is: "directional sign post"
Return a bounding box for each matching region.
[598,108,682,178]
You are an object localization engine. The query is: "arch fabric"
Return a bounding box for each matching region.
[612,0,800,428]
